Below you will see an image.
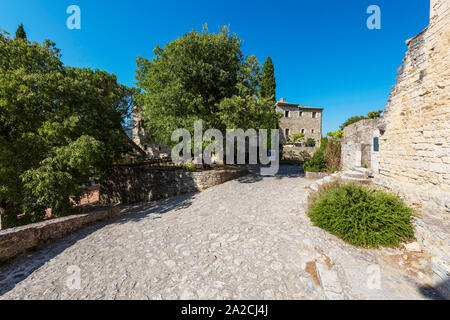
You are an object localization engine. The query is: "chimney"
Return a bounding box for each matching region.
[280,98,286,102]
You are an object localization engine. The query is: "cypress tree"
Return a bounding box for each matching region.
[15,23,27,40]
[260,56,276,101]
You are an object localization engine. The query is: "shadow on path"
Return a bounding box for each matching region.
[0,193,195,297]
[419,279,450,300]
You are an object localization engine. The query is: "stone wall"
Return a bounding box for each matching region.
[341,119,381,171]
[0,207,120,262]
[282,145,316,160]
[376,0,449,215]
[99,165,249,205]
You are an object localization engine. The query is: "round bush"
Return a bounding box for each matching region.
[307,183,415,248]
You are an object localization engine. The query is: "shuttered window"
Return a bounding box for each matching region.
[373,137,379,152]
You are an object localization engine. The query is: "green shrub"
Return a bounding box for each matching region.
[180,163,196,172]
[305,138,316,147]
[292,133,305,142]
[303,138,328,172]
[307,183,415,248]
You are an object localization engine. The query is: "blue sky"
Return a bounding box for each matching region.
[0,0,430,134]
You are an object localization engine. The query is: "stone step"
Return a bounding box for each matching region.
[340,176,372,185]
[342,170,368,179]
[352,167,373,176]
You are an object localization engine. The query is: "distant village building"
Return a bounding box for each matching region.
[133,99,324,160]
[275,98,323,147]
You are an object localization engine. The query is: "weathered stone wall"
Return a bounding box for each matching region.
[376,0,449,215]
[341,119,381,171]
[282,145,316,159]
[99,165,249,205]
[0,207,120,262]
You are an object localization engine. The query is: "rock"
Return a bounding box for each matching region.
[404,242,422,252]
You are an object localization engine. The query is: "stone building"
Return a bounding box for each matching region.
[275,98,323,146]
[341,0,449,296]
[341,119,381,172]
[132,106,171,159]
[374,0,449,215]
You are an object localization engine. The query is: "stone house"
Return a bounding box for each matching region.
[276,98,323,146]
[275,98,323,158]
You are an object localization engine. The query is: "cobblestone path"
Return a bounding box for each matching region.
[0,166,433,299]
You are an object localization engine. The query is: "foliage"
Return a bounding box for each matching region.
[367,110,383,119]
[340,110,384,130]
[299,150,311,162]
[339,115,367,130]
[307,182,415,248]
[135,26,281,151]
[0,35,134,228]
[305,138,316,147]
[15,23,27,40]
[260,56,276,102]
[323,139,341,172]
[327,130,343,139]
[292,133,305,142]
[180,163,196,172]
[303,138,327,172]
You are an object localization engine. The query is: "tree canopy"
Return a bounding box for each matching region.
[0,35,134,228]
[15,23,27,40]
[260,56,276,101]
[135,26,281,148]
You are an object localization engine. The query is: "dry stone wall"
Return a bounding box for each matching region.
[99,165,249,205]
[376,0,449,215]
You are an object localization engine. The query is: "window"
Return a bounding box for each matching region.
[299,111,303,117]
[312,112,317,119]
[301,129,305,134]
[285,111,290,118]
[311,129,315,134]
[373,137,379,152]
[285,128,290,137]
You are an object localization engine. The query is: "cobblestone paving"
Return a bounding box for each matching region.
[0,166,433,299]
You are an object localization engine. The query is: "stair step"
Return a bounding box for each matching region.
[342,170,368,179]
[353,167,373,176]
[340,176,372,185]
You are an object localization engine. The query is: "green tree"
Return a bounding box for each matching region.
[260,56,276,101]
[15,23,27,40]
[367,110,383,119]
[0,35,134,228]
[135,26,281,150]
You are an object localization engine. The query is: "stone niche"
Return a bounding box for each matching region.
[341,119,381,172]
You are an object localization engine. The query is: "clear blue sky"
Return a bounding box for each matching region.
[0,0,430,134]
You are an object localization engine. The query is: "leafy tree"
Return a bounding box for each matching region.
[15,23,27,40]
[327,130,343,139]
[135,26,280,150]
[0,35,134,228]
[367,110,383,119]
[260,56,276,101]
